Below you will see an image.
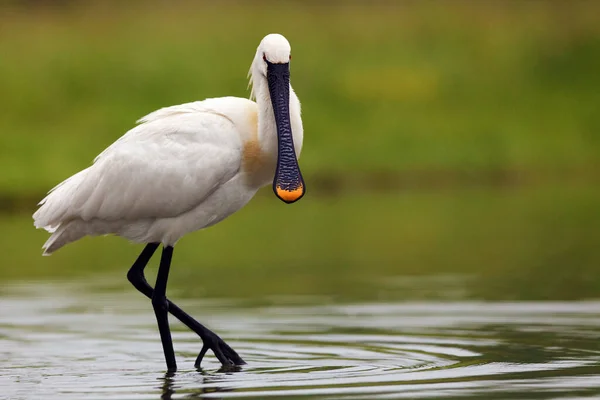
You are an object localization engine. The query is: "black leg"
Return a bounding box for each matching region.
[127,244,245,369]
[152,246,177,372]
[127,243,159,298]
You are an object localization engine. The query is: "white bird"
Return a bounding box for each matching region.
[32,33,305,372]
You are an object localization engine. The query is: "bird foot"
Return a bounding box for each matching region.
[195,331,245,369]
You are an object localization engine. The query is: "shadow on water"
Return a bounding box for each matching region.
[2,280,600,400]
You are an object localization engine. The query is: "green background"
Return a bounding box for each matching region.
[1,1,599,302]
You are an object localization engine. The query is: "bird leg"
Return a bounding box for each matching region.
[127,243,245,369]
[152,246,177,372]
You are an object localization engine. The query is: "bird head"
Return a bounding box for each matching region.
[249,34,305,204]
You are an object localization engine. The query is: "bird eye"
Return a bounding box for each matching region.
[289,55,292,61]
[262,53,267,62]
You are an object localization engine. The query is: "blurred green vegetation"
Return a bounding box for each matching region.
[0,1,599,301]
[1,1,599,195]
[2,182,599,302]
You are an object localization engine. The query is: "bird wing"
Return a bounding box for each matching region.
[35,109,243,227]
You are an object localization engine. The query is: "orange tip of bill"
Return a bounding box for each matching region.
[276,185,304,203]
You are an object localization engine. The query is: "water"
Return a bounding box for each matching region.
[2,281,600,400]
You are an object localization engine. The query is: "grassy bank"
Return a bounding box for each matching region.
[3,183,599,302]
[1,2,599,303]
[1,1,600,197]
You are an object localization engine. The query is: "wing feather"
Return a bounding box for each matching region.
[34,110,243,228]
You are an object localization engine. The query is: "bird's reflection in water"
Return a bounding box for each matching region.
[159,372,176,400]
[158,366,243,400]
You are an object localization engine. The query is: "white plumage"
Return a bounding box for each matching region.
[33,33,304,255]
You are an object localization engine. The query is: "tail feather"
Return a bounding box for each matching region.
[41,219,123,255]
[33,168,90,231]
[34,168,92,254]
[41,222,85,255]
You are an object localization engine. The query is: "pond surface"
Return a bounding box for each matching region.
[2,280,600,399]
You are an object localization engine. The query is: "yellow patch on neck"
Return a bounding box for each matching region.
[242,139,264,174]
[242,106,273,186]
[247,105,258,138]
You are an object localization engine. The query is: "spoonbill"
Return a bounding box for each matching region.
[32,33,305,372]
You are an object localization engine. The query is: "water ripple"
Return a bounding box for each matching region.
[1,282,600,399]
